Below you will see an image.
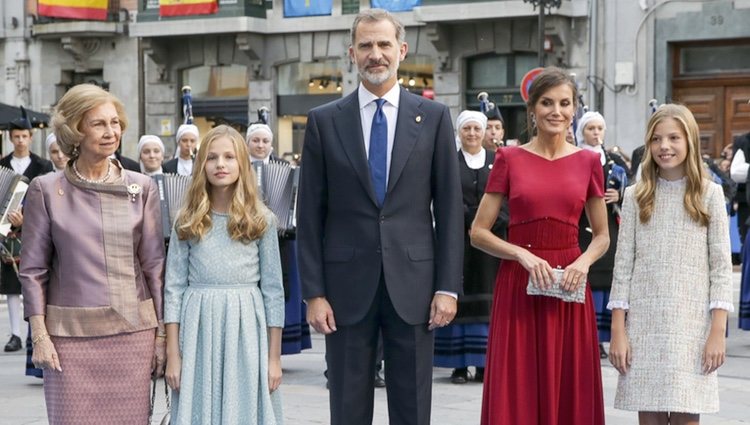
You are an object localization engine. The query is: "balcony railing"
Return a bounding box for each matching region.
[137,0,267,22]
[34,0,127,24]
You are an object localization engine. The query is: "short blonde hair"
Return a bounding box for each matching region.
[51,84,129,157]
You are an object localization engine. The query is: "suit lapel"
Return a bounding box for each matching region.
[387,89,424,193]
[333,92,379,207]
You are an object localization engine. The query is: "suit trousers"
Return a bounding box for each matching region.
[325,276,434,425]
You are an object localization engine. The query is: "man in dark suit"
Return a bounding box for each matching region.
[1,111,53,352]
[297,9,463,425]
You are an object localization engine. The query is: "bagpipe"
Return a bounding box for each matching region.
[154,86,196,244]
[477,92,504,148]
[250,107,300,236]
[182,85,194,126]
[572,74,627,201]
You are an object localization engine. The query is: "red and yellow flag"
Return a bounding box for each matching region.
[159,0,218,17]
[38,0,109,21]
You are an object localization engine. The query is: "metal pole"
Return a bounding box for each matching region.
[538,3,545,66]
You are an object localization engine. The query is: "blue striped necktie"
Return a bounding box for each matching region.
[369,98,387,206]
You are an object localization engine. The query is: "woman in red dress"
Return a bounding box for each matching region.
[471,67,609,425]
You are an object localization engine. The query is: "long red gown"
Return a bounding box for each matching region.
[480,146,605,425]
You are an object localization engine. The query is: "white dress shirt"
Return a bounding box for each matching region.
[10,155,31,175]
[357,83,457,300]
[358,83,400,187]
[731,149,748,184]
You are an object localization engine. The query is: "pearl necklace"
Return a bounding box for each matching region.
[73,160,111,184]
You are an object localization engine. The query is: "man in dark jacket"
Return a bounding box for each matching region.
[0,109,53,352]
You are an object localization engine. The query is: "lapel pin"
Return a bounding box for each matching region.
[415,115,422,123]
[488,164,493,170]
[58,188,64,196]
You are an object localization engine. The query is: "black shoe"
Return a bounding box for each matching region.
[4,335,22,352]
[474,367,484,383]
[599,343,608,359]
[374,370,386,388]
[450,367,471,384]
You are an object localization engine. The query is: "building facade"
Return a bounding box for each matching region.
[6,0,747,162]
[601,0,750,158]
[0,0,592,159]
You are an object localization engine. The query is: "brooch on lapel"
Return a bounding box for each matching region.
[415,115,422,123]
[127,183,142,203]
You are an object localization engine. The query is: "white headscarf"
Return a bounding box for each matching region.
[246,123,273,142]
[455,110,488,134]
[174,124,200,159]
[137,135,165,175]
[575,111,607,165]
[45,133,57,152]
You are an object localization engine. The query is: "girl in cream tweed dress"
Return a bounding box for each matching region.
[608,104,734,424]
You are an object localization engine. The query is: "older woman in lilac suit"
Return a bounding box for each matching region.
[20,84,166,425]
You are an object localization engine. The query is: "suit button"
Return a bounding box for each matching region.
[380,215,386,223]
[376,248,382,254]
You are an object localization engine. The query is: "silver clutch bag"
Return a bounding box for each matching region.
[526,267,586,304]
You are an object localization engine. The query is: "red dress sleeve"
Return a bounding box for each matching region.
[485,147,509,194]
[587,152,605,200]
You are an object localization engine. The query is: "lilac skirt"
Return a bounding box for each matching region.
[44,329,155,425]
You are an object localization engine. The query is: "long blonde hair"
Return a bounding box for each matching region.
[175,125,268,242]
[635,104,709,226]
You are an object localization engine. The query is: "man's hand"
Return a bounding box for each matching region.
[306,296,337,334]
[428,294,457,331]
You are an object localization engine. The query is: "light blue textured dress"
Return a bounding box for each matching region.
[164,210,285,425]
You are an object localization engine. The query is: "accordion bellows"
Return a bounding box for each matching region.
[0,166,29,237]
[153,160,299,240]
[252,160,300,234]
[153,173,191,240]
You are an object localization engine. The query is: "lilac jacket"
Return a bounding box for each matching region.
[20,164,165,337]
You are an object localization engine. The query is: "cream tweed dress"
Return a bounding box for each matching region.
[608,178,734,413]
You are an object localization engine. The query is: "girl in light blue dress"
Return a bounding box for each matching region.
[164,125,285,425]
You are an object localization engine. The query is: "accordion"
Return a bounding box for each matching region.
[152,173,192,240]
[0,166,29,238]
[252,160,300,235]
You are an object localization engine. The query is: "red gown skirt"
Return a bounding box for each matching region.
[480,219,605,425]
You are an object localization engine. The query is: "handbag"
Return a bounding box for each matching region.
[526,267,586,304]
[148,378,171,425]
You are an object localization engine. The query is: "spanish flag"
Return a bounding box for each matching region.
[38,0,109,21]
[160,0,219,17]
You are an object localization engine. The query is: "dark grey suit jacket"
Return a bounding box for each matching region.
[297,87,463,326]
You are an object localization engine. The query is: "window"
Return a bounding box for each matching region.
[679,44,750,75]
[182,65,249,98]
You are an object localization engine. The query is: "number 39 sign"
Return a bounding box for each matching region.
[520,67,545,103]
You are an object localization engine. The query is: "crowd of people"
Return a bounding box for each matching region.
[0,7,747,425]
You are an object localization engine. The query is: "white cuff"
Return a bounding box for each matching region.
[709,301,735,312]
[606,300,630,311]
[435,290,458,300]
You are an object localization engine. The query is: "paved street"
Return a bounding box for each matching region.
[1,272,749,424]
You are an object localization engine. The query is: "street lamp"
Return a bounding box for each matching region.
[523,0,562,66]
